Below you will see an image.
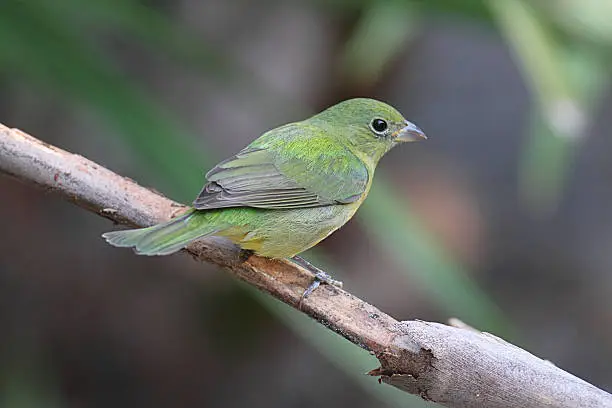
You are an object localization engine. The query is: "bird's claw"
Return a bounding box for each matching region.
[300,271,343,303]
[291,255,342,307]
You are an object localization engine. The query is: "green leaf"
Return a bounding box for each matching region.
[487,0,586,214]
[341,1,420,84]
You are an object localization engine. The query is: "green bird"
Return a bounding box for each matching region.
[103,98,426,296]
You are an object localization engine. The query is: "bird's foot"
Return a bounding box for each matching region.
[302,270,343,298]
[291,256,343,304]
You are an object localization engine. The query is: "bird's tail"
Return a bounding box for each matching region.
[102,210,222,256]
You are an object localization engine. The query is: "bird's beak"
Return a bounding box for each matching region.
[394,121,427,142]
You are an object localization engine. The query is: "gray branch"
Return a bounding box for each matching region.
[1,123,610,408]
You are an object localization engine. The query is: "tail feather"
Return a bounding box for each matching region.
[102,211,222,256]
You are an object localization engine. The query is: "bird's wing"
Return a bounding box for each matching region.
[193,124,369,210]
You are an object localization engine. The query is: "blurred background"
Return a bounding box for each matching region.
[1,0,611,407]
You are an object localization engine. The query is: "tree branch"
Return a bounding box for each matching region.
[1,123,610,408]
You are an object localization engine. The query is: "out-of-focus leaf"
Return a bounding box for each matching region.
[518,44,608,213]
[1,376,64,408]
[487,0,587,214]
[488,1,576,120]
[0,0,207,200]
[362,178,510,335]
[32,0,243,81]
[36,0,305,119]
[539,0,612,45]
[0,346,65,408]
[340,1,419,85]
[408,0,493,24]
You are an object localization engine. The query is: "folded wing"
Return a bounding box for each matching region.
[193,124,369,210]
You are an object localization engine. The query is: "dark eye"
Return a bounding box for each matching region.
[370,118,388,134]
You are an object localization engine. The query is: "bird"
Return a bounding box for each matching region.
[103,98,426,297]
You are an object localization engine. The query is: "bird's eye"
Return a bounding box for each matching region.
[370,118,388,135]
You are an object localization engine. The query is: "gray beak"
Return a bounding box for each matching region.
[395,121,427,142]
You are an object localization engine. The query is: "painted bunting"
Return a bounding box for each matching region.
[103,98,426,296]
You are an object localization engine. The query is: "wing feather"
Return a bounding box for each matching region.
[193,125,369,210]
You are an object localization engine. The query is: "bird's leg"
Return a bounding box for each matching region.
[291,255,343,300]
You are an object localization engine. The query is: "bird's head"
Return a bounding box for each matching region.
[310,98,426,165]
